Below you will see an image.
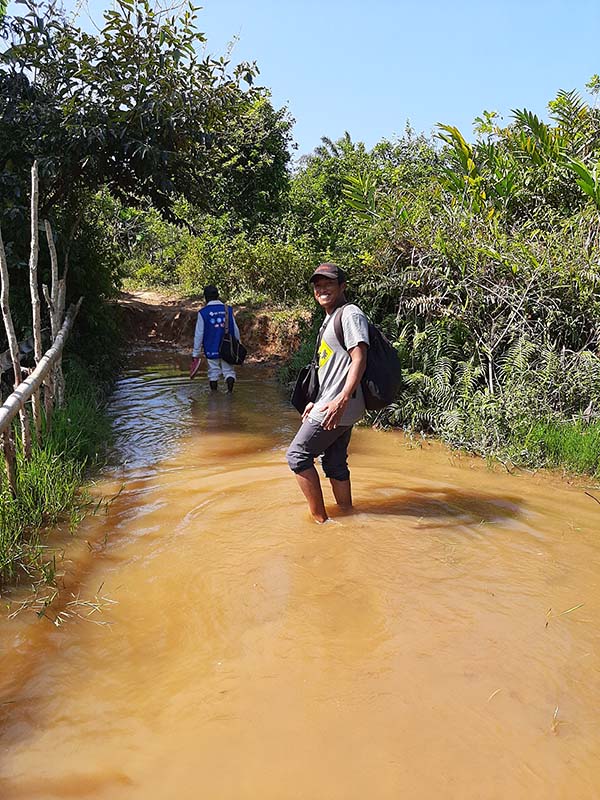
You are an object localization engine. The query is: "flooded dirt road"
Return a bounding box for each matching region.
[1,354,600,799]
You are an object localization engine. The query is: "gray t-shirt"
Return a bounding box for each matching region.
[309,303,370,427]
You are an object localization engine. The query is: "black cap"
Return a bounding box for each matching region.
[309,263,347,284]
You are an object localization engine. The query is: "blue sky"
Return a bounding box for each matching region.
[8,0,600,156]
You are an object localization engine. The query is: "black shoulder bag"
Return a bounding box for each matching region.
[290,340,320,414]
[219,306,247,365]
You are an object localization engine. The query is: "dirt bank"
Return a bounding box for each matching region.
[115,290,309,363]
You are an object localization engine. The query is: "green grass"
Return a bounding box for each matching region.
[522,419,600,476]
[0,359,112,588]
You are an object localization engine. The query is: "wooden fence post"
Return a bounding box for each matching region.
[0,299,83,431]
[43,219,65,407]
[29,161,43,443]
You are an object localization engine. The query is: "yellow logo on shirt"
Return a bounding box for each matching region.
[318,340,333,368]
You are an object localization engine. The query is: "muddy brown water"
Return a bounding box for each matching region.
[1,353,600,799]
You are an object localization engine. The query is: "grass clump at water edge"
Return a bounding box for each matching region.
[522,419,600,477]
[0,359,112,589]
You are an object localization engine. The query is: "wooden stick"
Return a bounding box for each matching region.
[41,284,56,432]
[44,220,59,339]
[29,161,42,443]
[0,225,31,458]
[584,491,600,507]
[43,366,55,434]
[43,220,66,407]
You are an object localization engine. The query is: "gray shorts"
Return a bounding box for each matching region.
[286,419,353,481]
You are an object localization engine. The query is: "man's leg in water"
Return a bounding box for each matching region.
[322,426,353,511]
[286,420,353,523]
[294,467,328,524]
[207,358,220,391]
[329,478,352,510]
[222,360,236,393]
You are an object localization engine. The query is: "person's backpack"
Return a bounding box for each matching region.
[333,308,403,410]
[219,305,247,365]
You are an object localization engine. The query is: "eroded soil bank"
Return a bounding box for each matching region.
[0,353,599,799]
[115,290,309,362]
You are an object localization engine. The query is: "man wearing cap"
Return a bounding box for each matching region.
[190,285,241,393]
[286,263,369,523]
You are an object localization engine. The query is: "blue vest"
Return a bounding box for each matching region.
[200,303,233,358]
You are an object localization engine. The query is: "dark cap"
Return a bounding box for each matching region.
[309,263,347,284]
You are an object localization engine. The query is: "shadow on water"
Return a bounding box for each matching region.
[338,487,523,528]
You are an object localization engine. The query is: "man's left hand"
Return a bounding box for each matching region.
[318,394,348,430]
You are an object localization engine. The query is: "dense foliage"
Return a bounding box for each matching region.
[0,0,292,584]
[338,87,600,471]
[0,358,111,585]
[3,0,600,506]
[79,69,600,475]
[0,0,292,341]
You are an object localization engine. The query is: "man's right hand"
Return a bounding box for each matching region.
[190,357,201,379]
[302,402,315,422]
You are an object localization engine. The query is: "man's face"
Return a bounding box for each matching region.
[312,276,345,311]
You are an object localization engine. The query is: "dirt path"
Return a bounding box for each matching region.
[115,290,309,362]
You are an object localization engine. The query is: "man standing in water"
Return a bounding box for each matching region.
[190,285,241,393]
[286,263,369,523]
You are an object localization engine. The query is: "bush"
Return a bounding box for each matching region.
[178,218,315,304]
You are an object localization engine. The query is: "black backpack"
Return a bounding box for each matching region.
[333,307,403,410]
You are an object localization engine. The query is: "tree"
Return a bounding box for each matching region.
[0,0,292,343]
[288,132,373,257]
[0,0,290,233]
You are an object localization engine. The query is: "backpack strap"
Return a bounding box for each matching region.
[312,317,329,363]
[223,304,230,336]
[333,305,347,351]
[313,303,348,363]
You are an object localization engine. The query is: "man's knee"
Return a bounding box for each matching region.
[321,461,350,482]
[286,443,314,475]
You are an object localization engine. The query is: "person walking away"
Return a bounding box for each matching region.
[190,285,241,393]
[286,263,369,523]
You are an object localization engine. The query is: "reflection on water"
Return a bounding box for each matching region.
[1,353,600,799]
